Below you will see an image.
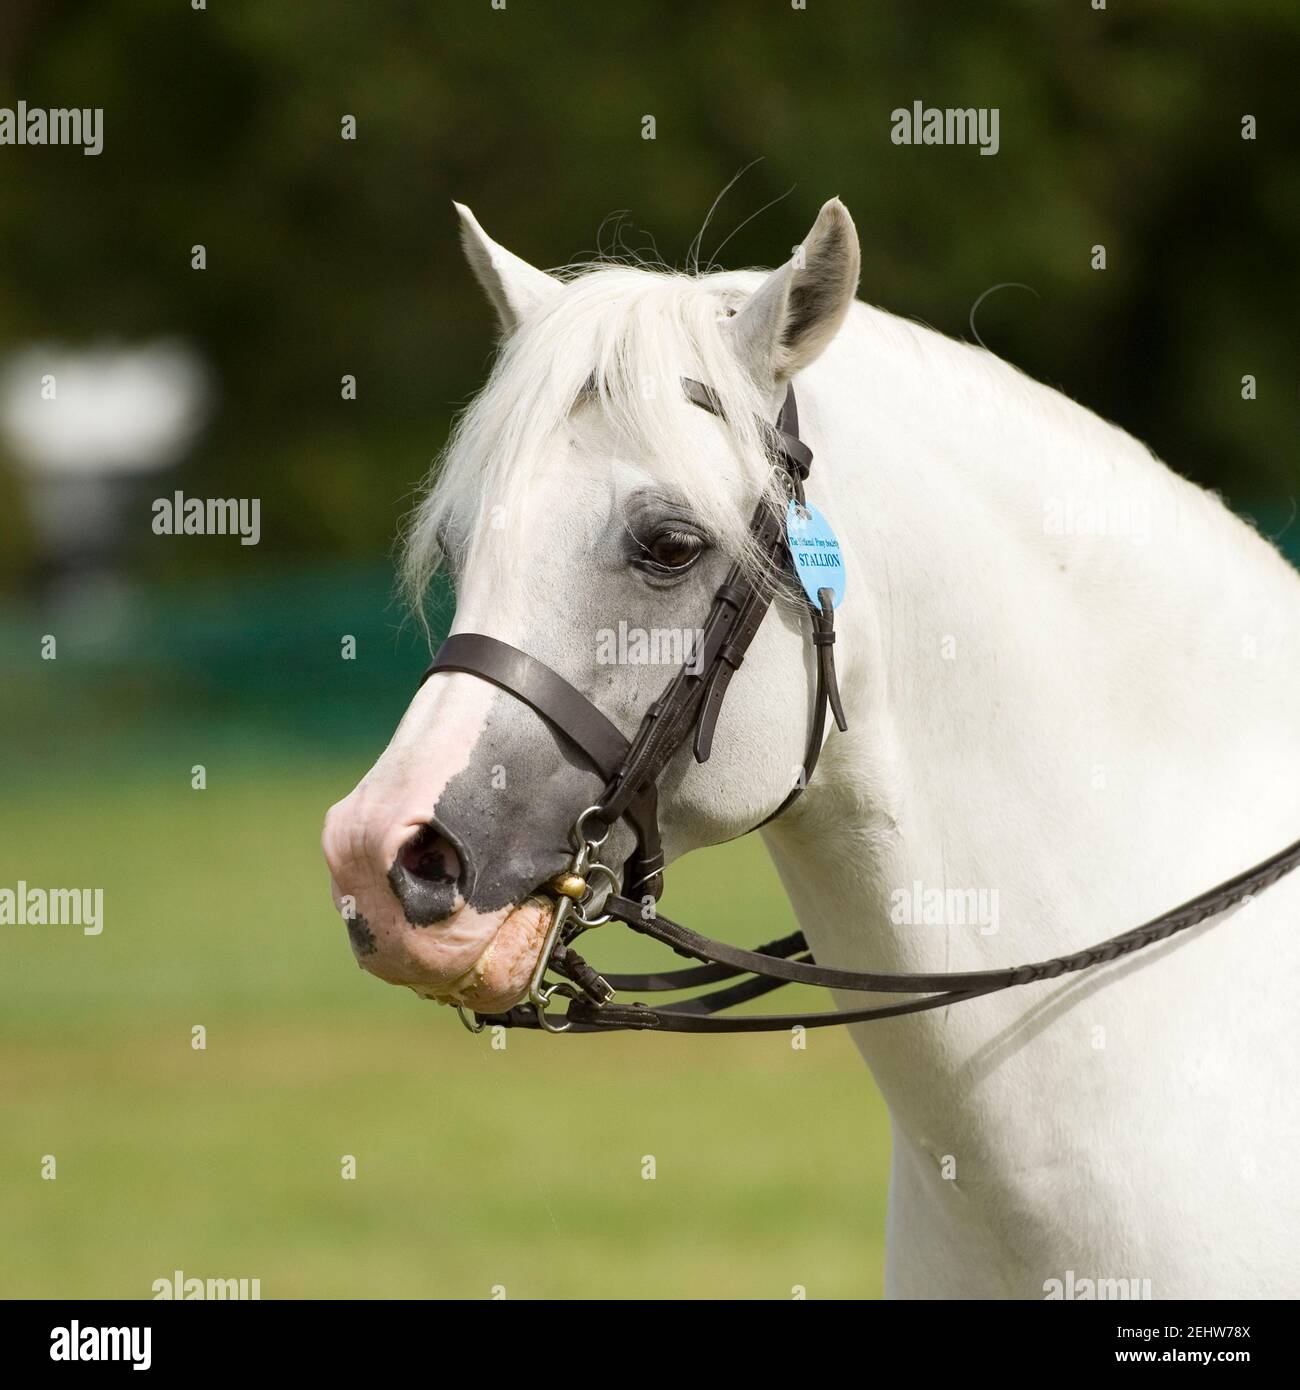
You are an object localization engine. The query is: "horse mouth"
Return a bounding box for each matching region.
[418,895,554,1013]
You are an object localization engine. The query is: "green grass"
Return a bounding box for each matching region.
[0,761,890,1298]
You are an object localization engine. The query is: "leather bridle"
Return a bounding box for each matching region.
[421,376,1300,1034]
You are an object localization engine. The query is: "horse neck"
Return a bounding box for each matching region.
[765,305,1300,1108]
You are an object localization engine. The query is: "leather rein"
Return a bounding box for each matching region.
[422,376,1300,1035]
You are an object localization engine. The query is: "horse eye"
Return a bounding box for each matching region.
[641,528,704,572]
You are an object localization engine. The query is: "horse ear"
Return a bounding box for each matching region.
[454,202,561,334]
[727,198,861,385]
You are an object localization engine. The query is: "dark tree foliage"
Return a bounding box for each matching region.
[0,0,1296,588]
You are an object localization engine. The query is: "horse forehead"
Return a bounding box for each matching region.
[465,444,651,561]
[452,482,615,622]
[453,387,732,597]
[568,390,733,464]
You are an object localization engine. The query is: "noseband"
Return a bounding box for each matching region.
[422,377,1300,1035]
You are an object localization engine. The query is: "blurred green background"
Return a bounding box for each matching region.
[0,0,1297,1298]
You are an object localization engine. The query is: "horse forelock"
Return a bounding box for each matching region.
[401,263,785,620]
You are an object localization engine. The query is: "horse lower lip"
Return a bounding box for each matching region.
[425,896,554,1010]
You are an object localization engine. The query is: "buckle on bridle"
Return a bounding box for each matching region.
[515,805,620,1032]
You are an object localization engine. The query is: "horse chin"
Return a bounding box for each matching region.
[421,896,553,1014]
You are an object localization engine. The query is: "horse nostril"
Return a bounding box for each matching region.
[400,824,461,885]
[387,824,468,925]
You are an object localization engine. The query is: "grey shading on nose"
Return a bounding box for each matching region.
[387,823,470,925]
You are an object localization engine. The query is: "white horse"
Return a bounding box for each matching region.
[322,198,1300,1298]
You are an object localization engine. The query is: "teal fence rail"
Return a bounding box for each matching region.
[2,504,1296,781]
